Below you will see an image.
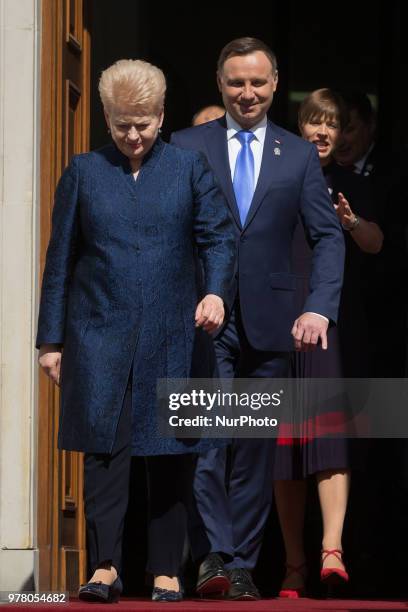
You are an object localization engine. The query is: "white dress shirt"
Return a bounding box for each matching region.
[226,113,267,187]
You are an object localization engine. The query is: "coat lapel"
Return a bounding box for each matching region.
[243,121,284,231]
[203,119,242,229]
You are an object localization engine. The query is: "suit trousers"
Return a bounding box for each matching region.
[84,383,196,577]
[190,303,289,570]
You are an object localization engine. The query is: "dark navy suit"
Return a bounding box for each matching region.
[171,116,345,569]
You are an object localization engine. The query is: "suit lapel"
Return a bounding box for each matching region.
[203,119,242,229]
[243,121,284,231]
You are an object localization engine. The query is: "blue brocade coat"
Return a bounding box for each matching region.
[36,139,236,455]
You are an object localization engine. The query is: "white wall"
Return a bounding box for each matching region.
[0,0,40,591]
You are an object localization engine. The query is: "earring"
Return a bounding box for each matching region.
[107,128,111,134]
[158,128,162,134]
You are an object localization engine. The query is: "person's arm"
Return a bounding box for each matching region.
[191,152,237,333]
[335,192,383,254]
[294,147,345,351]
[36,156,80,380]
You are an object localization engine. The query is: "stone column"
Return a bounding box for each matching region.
[0,0,40,591]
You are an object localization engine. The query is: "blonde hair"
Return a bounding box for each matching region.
[99,59,166,115]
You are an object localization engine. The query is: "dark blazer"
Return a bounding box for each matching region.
[292,162,377,378]
[349,145,408,376]
[36,139,236,455]
[171,117,345,351]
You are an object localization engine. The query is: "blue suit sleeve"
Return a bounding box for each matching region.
[191,153,237,310]
[299,147,345,323]
[36,157,80,348]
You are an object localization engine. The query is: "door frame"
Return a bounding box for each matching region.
[38,0,90,592]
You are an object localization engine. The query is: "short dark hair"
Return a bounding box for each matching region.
[217,37,278,74]
[298,89,349,131]
[340,90,374,125]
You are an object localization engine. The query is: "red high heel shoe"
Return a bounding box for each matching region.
[320,549,349,584]
[278,563,307,598]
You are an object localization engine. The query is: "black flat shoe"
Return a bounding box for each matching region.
[227,568,260,601]
[151,586,183,602]
[152,578,183,602]
[196,552,230,596]
[78,576,123,603]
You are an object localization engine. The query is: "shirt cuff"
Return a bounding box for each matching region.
[306,312,329,324]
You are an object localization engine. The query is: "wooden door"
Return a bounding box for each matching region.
[38,0,91,594]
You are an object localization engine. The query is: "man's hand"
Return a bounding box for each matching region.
[38,344,62,386]
[195,294,225,333]
[291,313,329,352]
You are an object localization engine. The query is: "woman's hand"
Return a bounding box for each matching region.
[334,192,383,254]
[334,192,356,229]
[38,344,62,386]
[195,294,225,333]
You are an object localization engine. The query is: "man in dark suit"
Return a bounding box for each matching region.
[334,90,408,378]
[171,37,345,600]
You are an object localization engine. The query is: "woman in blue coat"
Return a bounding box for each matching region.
[37,59,236,602]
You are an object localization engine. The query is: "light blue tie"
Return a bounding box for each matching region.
[233,130,255,225]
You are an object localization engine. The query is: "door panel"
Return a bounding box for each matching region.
[38,0,90,593]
